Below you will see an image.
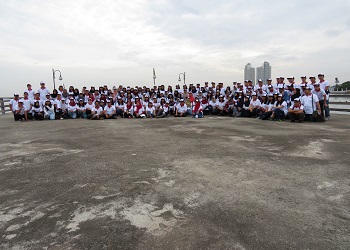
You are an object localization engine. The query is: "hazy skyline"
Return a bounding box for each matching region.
[1,0,350,96]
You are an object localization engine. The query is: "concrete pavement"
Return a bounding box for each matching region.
[0,114,349,249]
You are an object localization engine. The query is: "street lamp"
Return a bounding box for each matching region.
[52,68,63,90]
[178,72,186,85]
[153,68,156,86]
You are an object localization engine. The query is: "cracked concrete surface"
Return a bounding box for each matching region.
[0,114,349,249]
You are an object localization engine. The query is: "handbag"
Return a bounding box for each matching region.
[312,95,325,122]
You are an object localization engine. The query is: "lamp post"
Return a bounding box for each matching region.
[153,68,156,86]
[52,68,63,90]
[178,72,186,85]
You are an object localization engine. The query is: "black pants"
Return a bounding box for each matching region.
[288,112,305,121]
[260,111,272,120]
[14,113,25,121]
[304,114,316,122]
[34,112,44,120]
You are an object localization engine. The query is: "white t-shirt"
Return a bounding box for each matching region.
[176,103,187,113]
[67,104,77,112]
[146,106,155,113]
[104,105,116,115]
[22,98,32,111]
[250,99,261,108]
[85,103,94,110]
[9,99,19,111]
[301,94,319,115]
[37,88,50,100]
[312,89,326,102]
[92,106,103,115]
[289,104,304,111]
[77,105,86,111]
[274,101,288,115]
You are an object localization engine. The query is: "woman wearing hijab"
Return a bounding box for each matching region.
[124,99,134,118]
[44,99,55,120]
[67,97,78,119]
[32,101,44,120]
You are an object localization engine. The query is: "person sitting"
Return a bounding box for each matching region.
[89,101,104,120]
[67,97,77,119]
[175,99,187,117]
[43,99,55,120]
[270,94,287,121]
[133,98,145,118]
[31,101,44,120]
[115,98,125,117]
[259,94,275,120]
[287,98,305,122]
[77,99,87,118]
[103,100,117,119]
[216,95,227,116]
[157,101,169,118]
[124,99,134,118]
[192,98,204,118]
[146,102,156,118]
[14,100,28,121]
[247,93,261,118]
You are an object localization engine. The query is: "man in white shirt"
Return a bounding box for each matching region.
[301,87,321,122]
[37,82,50,100]
[175,99,188,117]
[89,101,104,120]
[103,100,117,119]
[312,83,327,118]
[318,73,330,120]
[25,83,35,100]
[287,98,305,122]
[9,93,20,120]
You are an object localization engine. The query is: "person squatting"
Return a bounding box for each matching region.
[9,74,330,123]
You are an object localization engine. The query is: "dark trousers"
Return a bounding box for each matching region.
[260,111,272,120]
[14,113,25,121]
[288,112,305,121]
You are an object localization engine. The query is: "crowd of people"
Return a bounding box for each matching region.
[9,74,330,123]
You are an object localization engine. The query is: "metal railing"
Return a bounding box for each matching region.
[0,97,12,114]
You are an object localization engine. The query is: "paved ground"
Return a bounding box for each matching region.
[0,114,349,250]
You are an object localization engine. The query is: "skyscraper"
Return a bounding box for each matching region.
[256,62,271,85]
[244,63,255,85]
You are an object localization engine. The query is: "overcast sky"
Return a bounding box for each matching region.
[1,0,350,96]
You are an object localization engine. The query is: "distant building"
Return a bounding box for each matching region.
[256,62,271,85]
[256,62,271,84]
[244,63,255,85]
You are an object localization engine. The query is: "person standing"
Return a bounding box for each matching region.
[9,93,20,120]
[312,83,327,118]
[25,83,35,100]
[37,82,50,100]
[318,74,330,120]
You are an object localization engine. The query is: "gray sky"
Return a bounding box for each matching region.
[1,0,350,96]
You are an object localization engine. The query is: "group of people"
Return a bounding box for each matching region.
[9,74,330,123]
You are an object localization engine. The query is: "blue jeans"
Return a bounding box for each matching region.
[192,112,204,118]
[147,111,155,118]
[46,110,55,120]
[68,111,77,119]
[325,99,330,117]
[273,108,285,120]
